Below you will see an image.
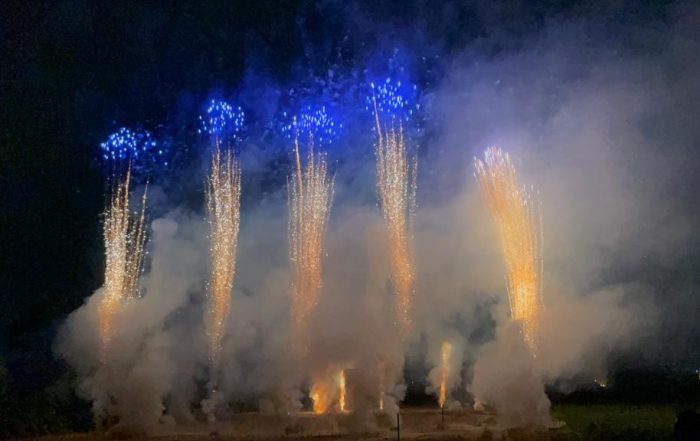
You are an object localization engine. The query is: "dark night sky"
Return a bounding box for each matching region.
[0,1,696,427]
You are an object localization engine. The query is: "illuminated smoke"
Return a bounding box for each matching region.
[97,167,148,362]
[288,138,335,353]
[205,147,242,364]
[372,96,418,338]
[439,341,452,408]
[474,147,544,351]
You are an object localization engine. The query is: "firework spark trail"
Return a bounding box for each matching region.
[474,147,544,351]
[439,341,452,408]
[338,369,347,413]
[372,98,418,338]
[288,137,335,354]
[378,360,385,410]
[206,147,242,364]
[98,167,148,362]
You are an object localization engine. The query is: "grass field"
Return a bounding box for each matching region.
[552,404,680,441]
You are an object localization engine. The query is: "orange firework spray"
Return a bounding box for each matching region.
[338,369,347,413]
[474,147,543,351]
[98,167,148,362]
[288,137,334,353]
[206,147,242,364]
[372,100,417,338]
[439,341,452,408]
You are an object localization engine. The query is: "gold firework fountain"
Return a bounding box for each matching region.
[439,341,452,409]
[338,369,347,413]
[288,138,334,354]
[97,168,148,362]
[205,147,242,364]
[372,103,418,338]
[474,147,543,351]
[310,368,347,414]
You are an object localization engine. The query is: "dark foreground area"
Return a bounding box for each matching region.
[8,404,694,441]
[552,404,681,441]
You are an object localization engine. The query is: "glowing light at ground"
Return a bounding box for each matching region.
[282,105,342,147]
[372,98,417,338]
[288,139,335,353]
[310,377,332,414]
[310,368,347,414]
[205,147,242,364]
[439,341,452,408]
[198,99,245,141]
[97,167,148,361]
[474,147,543,351]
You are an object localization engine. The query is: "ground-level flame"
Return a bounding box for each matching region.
[310,368,347,414]
[439,341,452,408]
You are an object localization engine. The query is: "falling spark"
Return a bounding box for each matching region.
[372,96,417,338]
[98,167,148,361]
[288,137,335,353]
[439,341,452,408]
[205,147,242,364]
[474,147,544,351]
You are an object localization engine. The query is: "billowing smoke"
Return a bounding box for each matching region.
[56,213,208,432]
[55,1,699,433]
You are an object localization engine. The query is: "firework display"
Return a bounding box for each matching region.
[366,78,421,125]
[281,105,342,147]
[82,63,557,429]
[372,96,418,338]
[439,341,452,408]
[97,167,148,361]
[205,147,242,364]
[100,127,167,178]
[288,138,335,353]
[474,147,544,351]
[199,99,245,142]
